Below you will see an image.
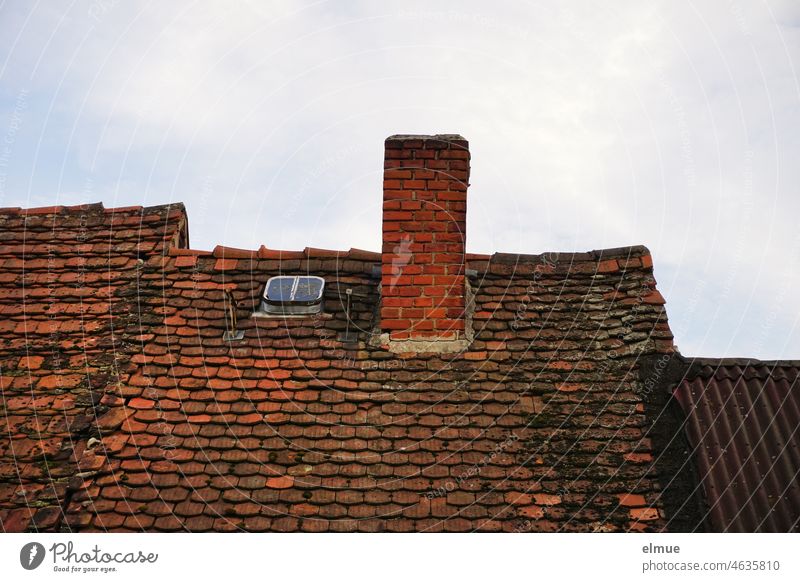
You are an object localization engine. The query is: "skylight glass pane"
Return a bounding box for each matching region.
[265,277,296,303]
[293,277,324,303]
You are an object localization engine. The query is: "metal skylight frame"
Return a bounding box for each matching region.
[259,275,325,315]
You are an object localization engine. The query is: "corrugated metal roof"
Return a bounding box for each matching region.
[674,360,800,532]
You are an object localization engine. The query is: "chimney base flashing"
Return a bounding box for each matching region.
[376,334,471,354]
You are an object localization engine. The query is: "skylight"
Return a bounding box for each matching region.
[260,276,325,315]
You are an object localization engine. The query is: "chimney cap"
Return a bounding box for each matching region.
[385,134,468,148]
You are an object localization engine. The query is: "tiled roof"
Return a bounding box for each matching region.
[0,203,187,531]
[674,359,800,532]
[0,203,677,532]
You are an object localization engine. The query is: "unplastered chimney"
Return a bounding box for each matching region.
[380,134,470,352]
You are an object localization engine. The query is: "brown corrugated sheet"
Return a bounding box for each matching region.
[674,360,800,532]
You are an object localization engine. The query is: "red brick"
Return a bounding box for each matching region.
[383,211,414,221]
[384,169,412,180]
[381,319,410,330]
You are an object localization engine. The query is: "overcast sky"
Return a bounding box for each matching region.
[1,1,798,359]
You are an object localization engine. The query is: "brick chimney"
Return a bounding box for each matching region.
[380,134,470,352]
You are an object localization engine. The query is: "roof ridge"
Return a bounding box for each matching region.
[487,245,651,264]
[167,245,653,266]
[684,356,800,382]
[206,245,383,261]
[687,357,800,367]
[0,201,186,217]
[2,202,654,266]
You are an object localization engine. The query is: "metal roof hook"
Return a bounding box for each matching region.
[340,288,359,344]
[223,287,244,341]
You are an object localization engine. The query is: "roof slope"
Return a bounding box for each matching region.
[1,203,675,532]
[674,359,800,532]
[0,203,187,531]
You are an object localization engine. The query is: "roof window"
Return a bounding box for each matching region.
[260,275,325,315]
